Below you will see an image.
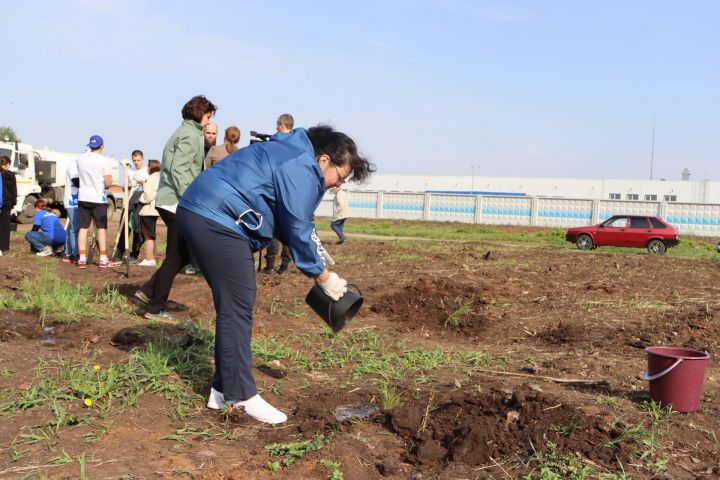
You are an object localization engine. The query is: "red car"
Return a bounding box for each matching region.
[565,215,679,255]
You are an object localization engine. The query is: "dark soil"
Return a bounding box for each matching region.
[1,222,719,479]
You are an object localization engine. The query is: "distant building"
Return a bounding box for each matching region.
[347,174,717,204]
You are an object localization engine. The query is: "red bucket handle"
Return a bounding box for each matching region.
[642,358,683,382]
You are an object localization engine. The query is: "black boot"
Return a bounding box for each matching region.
[277,264,289,274]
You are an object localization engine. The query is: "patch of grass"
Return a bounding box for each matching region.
[595,395,623,408]
[397,253,422,262]
[605,401,675,477]
[0,264,132,323]
[265,434,331,468]
[378,383,402,410]
[0,326,209,438]
[445,302,472,326]
[162,424,234,446]
[315,218,719,260]
[269,295,284,316]
[252,337,291,363]
[552,417,582,436]
[317,218,568,245]
[320,459,344,480]
[523,441,595,479]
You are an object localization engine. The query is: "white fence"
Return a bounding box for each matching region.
[315,191,720,237]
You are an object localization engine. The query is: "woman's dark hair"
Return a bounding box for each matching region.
[181,95,217,123]
[224,126,241,154]
[0,155,10,166]
[307,125,375,183]
[147,159,161,174]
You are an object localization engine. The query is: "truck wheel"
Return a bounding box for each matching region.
[647,239,666,255]
[107,199,116,222]
[16,196,38,224]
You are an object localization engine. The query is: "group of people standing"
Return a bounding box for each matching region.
[1,94,373,426]
[136,95,374,424]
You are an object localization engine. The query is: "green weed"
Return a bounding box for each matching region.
[265,434,331,468]
[378,383,402,410]
[445,302,472,326]
[252,337,290,363]
[0,265,131,323]
[320,459,344,480]
[523,441,594,479]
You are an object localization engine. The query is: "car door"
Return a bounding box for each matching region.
[626,216,651,247]
[595,216,629,246]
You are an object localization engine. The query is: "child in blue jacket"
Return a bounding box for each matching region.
[25,199,66,256]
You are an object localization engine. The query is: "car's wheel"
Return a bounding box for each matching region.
[647,239,667,255]
[576,234,594,250]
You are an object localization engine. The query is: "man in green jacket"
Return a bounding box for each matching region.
[135,95,217,320]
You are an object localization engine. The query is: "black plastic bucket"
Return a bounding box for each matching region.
[305,283,363,333]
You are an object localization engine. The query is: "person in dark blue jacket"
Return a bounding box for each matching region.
[177,125,374,424]
[25,199,67,256]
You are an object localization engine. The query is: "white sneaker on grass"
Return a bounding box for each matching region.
[138,259,156,267]
[238,395,287,424]
[36,246,53,257]
[207,388,227,410]
[207,390,287,424]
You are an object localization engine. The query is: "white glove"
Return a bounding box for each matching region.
[319,272,347,301]
[321,248,336,266]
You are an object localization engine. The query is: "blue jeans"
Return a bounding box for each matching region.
[64,208,80,257]
[331,218,346,240]
[25,231,55,252]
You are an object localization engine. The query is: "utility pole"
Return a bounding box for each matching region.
[649,119,655,180]
[471,165,480,192]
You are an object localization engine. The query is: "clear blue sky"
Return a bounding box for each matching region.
[4,0,719,181]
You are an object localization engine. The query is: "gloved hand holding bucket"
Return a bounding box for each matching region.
[307,272,363,333]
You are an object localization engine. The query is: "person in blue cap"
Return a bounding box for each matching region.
[176,124,374,424]
[76,134,118,268]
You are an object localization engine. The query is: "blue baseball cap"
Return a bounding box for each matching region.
[87,135,104,149]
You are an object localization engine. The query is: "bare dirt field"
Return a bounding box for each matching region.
[1,221,719,479]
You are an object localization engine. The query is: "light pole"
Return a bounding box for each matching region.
[470,165,481,193]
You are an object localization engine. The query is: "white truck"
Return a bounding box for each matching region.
[0,140,124,223]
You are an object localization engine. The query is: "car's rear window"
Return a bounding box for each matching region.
[630,217,650,228]
[650,218,666,229]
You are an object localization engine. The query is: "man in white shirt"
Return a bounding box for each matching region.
[116,149,148,262]
[76,135,119,269]
[129,150,149,193]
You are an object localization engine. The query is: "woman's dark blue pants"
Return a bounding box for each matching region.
[176,207,257,402]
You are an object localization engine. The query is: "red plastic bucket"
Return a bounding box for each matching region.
[643,346,710,412]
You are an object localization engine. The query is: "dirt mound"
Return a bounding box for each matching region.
[537,320,586,345]
[388,385,623,468]
[369,277,489,335]
[626,303,720,352]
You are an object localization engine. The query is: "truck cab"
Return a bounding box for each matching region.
[0,140,123,223]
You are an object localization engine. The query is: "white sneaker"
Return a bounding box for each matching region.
[36,246,53,257]
[207,388,227,410]
[183,264,196,275]
[138,259,156,267]
[237,394,287,424]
